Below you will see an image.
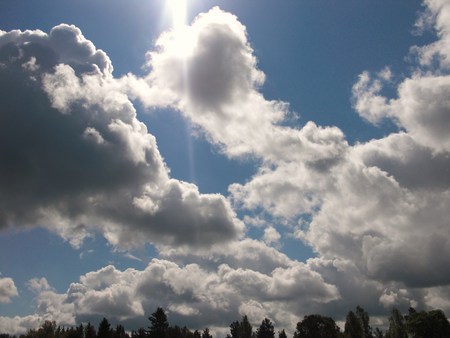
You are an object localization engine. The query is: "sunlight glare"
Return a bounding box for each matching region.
[168,0,187,30]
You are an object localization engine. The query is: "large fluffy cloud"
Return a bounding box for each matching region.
[6,254,338,335]
[138,0,450,305]
[0,24,243,249]
[338,0,450,289]
[138,7,290,159]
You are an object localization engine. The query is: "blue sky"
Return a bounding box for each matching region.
[1,0,450,335]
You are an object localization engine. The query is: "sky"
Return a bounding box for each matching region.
[0,0,450,335]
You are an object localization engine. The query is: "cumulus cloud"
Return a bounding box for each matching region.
[149,0,450,294]
[0,23,243,249]
[0,315,41,336]
[27,277,54,293]
[132,0,450,313]
[0,276,18,303]
[262,226,281,247]
[321,0,450,292]
[4,257,338,334]
[158,238,294,275]
[1,0,450,334]
[353,73,450,153]
[413,0,450,69]
[136,7,289,158]
[138,0,450,305]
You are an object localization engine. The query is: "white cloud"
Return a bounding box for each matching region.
[351,71,391,125]
[423,286,450,313]
[0,315,41,335]
[262,226,281,247]
[413,0,450,69]
[391,75,450,153]
[137,0,450,315]
[137,0,450,314]
[353,73,450,153]
[136,7,289,159]
[0,250,340,334]
[0,277,18,303]
[158,238,293,275]
[27,277,54,293]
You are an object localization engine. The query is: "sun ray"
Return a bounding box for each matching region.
[167,0,187,30]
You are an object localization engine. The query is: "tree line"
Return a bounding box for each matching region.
[1,306,449,338]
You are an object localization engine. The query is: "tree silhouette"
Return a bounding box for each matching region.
[229,315,253,338]
[85,322,96,338]
[344,311,362,338]
[293,314,340,338]
[131,328,147,338]
[278,329,287,338]
[256,318,274,338]
[406,307,450,338]
[148,307,169,338]
[373,328,384,338]
[344,306,373,338]
[98,318,112,338]
[3,305,450,338]
[37,320,56,338]
[230,321,240,338]
[355,306,372,338]
[113,324,128,338]
[201,328,212,338]
[386,308,407,338]
[240,315,252,338]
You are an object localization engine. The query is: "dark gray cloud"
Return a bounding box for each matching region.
[357,133,450,191]
[0,24,243,248]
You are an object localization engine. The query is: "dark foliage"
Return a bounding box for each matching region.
[256,318,274,338]
[293,314,340,338]
[2,306,450,338]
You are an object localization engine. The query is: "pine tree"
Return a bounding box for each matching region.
[148,307,169,338]
[256,318,274,338]
[98,318,112,338]
[201,328,212,338]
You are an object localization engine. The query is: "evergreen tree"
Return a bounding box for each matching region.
[278,329,287,338]
[230,321,240,338]
[131,328,146,338]
[66,325,84,338]
[98,318,113,338]
[85,322,96,338]
[294,314,340,338]
[240,316,253,338]
[37,320,56,338]
[148,307,169,338]
[373,328,384,338]
[181,326,194,338]
[113,324,128,338]
[201,328,212,338]
[256,319,274,338]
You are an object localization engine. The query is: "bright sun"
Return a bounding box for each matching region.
[167,0,187,30]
